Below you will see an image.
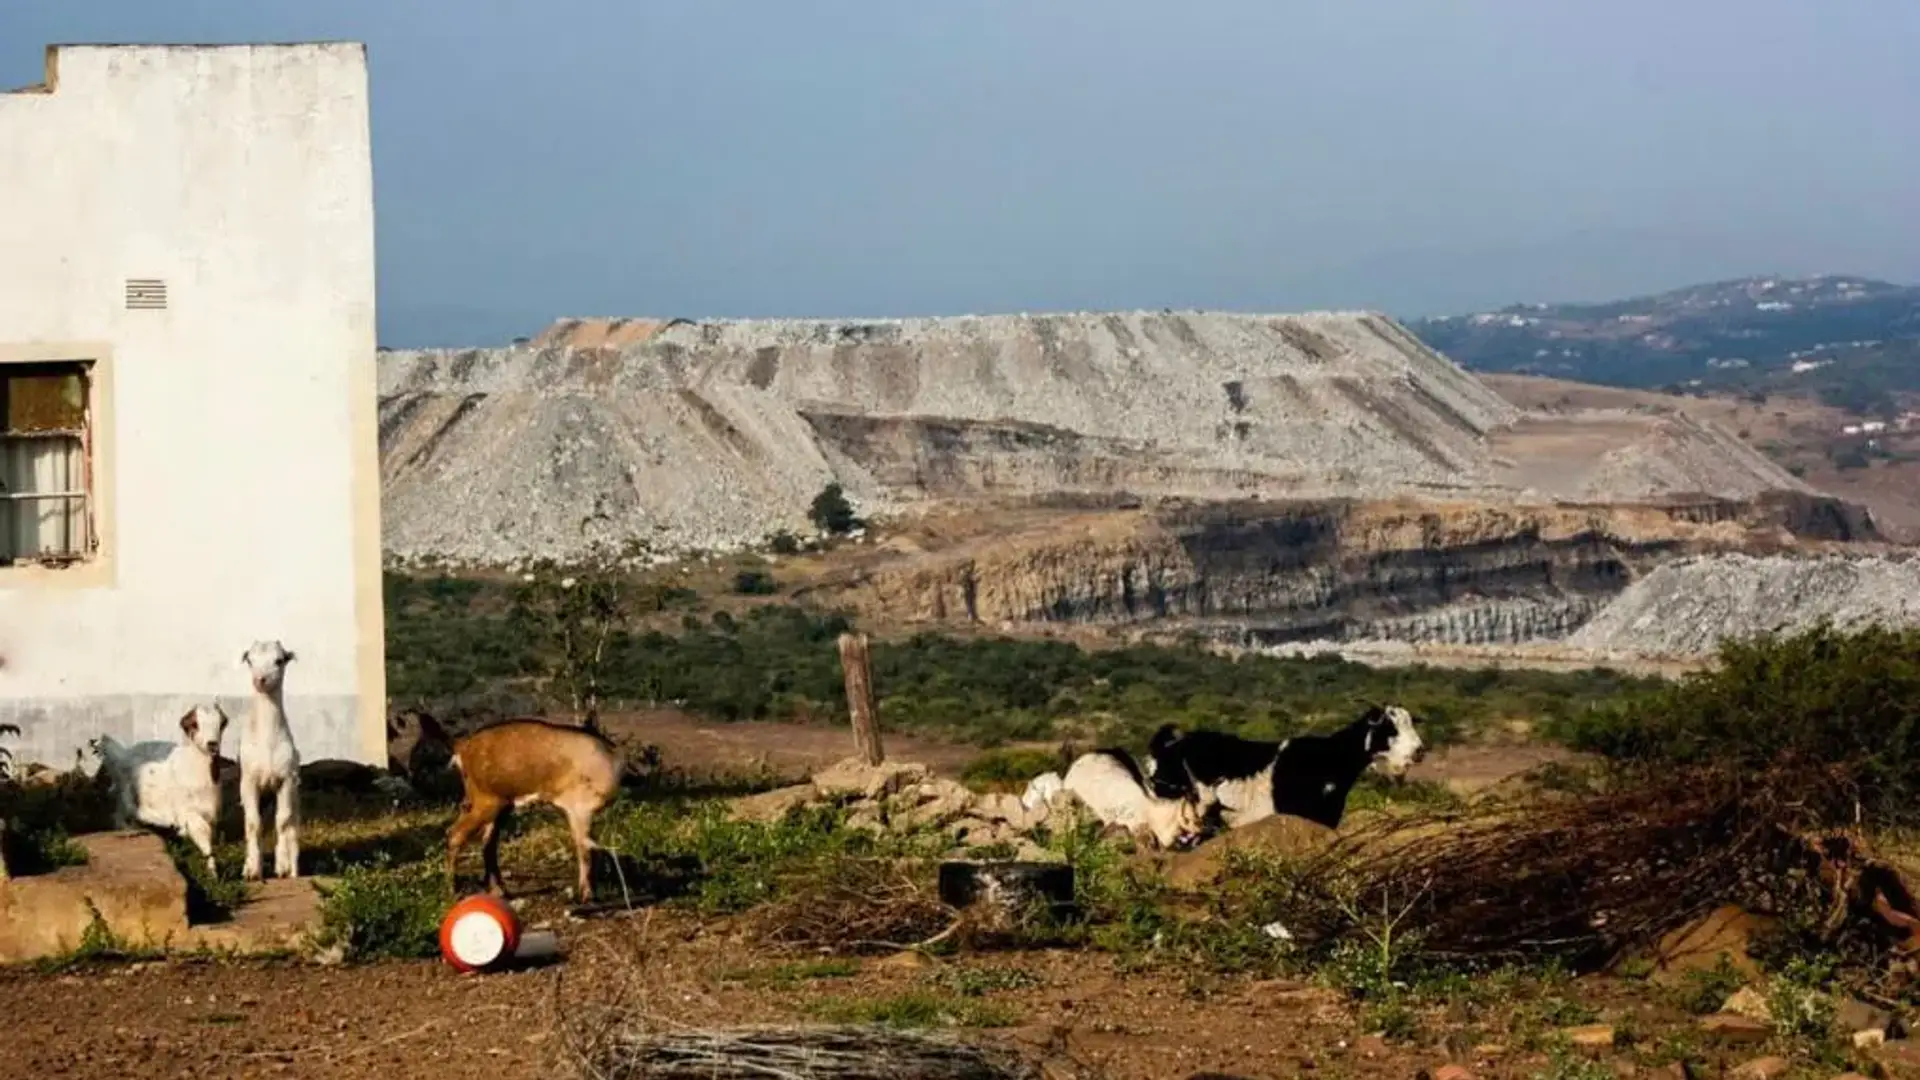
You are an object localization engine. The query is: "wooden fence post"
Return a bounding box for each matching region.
[837,631,884,765]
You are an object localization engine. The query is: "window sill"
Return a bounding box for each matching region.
[0,556,113,589]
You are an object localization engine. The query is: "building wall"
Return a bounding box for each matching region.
[0,44,386,767]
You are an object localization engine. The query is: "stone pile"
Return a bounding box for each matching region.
[729,757,1080,859]
[1567,552,1920,656]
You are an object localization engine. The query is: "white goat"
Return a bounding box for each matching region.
[1060,749,1204,850]
[90,705,230,874]
[238,640,302,881]
[1020,770,1064,812]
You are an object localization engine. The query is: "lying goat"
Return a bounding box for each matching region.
[1147,704,1426,831]
[91,705,231,873]
[1058,748,1204,850]
[446,717,625,904]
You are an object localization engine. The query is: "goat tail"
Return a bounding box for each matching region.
[1147,723,1182,757]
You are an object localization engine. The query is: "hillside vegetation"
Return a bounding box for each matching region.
[383,570,1658,750]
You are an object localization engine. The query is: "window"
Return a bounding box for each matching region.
[1,361,95,565]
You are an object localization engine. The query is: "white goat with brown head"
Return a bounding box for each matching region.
[90,704,231,875]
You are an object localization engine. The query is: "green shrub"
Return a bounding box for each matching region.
[315,861,448,961]
[959,748,1062,793]
[809,483,859,536]
[732,569,779,596]
[1555,622,1920,826]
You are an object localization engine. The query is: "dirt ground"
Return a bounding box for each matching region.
[596,707,999,782]
[0,717,1853,1080]
[0,908,1781,1080]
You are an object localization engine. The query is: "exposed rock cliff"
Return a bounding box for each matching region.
[799,497,1856,647]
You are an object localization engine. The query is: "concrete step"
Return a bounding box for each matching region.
[0,831,323,964]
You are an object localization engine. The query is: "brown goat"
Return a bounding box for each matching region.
[445,719,624,903]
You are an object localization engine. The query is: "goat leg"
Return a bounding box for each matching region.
[183,814,218,877]
[273,775,301,879]
[240,777,265,882]
[444,798,497,896]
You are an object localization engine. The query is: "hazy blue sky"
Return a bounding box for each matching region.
[6,1,1917,346]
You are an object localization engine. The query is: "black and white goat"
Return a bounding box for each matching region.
[1055,747,1205,850]
[1146,705,1426,831]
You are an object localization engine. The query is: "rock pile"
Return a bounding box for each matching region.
[376,310,1531,566]
[1567,552,1920,656]
[729,758,1081,858]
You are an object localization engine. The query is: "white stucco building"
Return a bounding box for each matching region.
[0,44,386,767]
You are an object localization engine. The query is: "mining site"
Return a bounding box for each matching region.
[375,309,1917,667]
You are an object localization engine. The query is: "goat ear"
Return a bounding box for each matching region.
[180,710,200,738]
[285,650,297,663]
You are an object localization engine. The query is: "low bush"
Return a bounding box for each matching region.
[1553,621,1920,827]
[315,861,448,961]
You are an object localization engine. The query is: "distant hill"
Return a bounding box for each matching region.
[1408,275,1920,418]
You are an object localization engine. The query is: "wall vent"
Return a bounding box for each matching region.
[124,278,168,310]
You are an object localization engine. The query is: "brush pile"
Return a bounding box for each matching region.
[754,857,957,954]
[1308,762,1920,972]
[570,1023,1044,1080]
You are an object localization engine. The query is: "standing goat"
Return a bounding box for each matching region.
[238,640,302,881]
[1148,704,1427,830]
[445,718,625,904]
[90,705,230,874]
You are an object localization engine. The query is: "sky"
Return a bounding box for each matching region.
[5,1,1918,347]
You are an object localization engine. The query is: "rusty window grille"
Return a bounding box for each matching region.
[1,361,95,566]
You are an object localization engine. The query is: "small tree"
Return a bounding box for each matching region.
[510,558,625,724]
[809,482,858,536]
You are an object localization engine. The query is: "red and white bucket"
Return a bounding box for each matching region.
[438,895,561,973]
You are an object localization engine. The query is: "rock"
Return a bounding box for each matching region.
[973,792,1043,829]
[1832,1073,1875,1080]
[875,950,935,971]
[1879,1039,1920,1077]
[951,818,1017,847]
[728,783,816,823]
[1164,814,1339,889]
[1835,997,1898,1039]
[812,759,929,801]
[1432,1066,1475,1080]
[1564,1025,1616,1051]
[1699,1013,1773,1043]
[1728,1057,1789,1080]
[1723,986,1774,1022]
[1354,1034,1389,1057]
[897,779,976,829]
[1856,1029,1887,1049]
[1646,905,1773,984]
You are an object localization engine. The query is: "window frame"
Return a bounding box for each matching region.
[1,359,97,566]
[0,344,115,588]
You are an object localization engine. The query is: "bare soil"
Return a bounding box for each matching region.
[1484,373,1920,543]
[597,707,995,782]
[0,909,1801,1080]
